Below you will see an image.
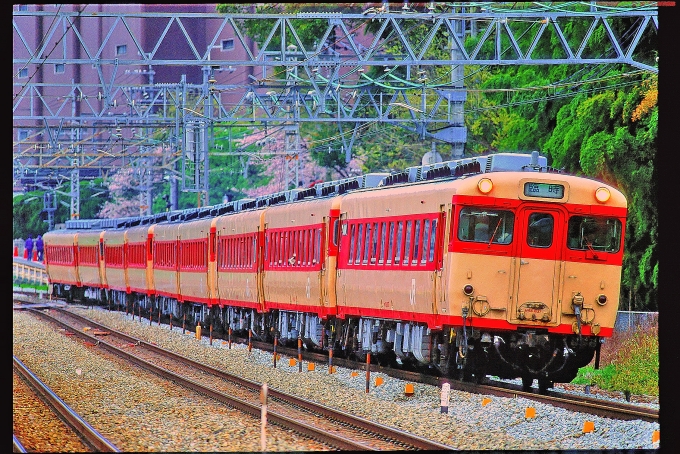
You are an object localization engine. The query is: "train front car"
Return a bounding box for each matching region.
[446,169,626,391]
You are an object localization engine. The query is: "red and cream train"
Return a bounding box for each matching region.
[43,152,627,390]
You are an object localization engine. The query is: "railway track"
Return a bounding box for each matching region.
[235,328,659,424]
[27,307,454,451]
[13,355,120,452]
[15,297,658,425]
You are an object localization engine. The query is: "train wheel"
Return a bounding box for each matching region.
[521,376,534,392]
[538,378,553,394]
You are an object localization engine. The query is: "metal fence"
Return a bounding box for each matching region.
[614,311,658,332]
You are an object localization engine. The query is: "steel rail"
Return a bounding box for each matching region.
[12,356,120,452]
[54,308,454,449]
[31,308,453,450]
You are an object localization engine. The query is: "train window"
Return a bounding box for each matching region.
[293,230,299,265]
[421,219,430,264]
[349,224,356,264]
[402,221,412,265]
[379,222,386,264]
[527,213,554,247]
[267,235,272,266]
[315,228,321,264]
[298,230,304,265]
[386,222,395,265]
[458,208,515,244]
[332,220,340,247]
[356,224,364,265]
[412,220,421,265]
[301,229,307,265]
[429,219,437,262]
[567,216,622,253]
[363,223,372,265]
[394,222,403,264]
[309,229,314,265]
[369,222,378,264]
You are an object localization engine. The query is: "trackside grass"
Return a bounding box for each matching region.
[573,315,659,396]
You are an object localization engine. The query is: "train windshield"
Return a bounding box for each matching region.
[567,216,622,253]
[458,208,514,244]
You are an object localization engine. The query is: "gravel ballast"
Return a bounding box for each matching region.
[13,306,660,450]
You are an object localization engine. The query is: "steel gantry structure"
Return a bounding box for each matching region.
[13,3,658,218]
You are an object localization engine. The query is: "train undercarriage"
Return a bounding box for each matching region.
[52,283,599,392]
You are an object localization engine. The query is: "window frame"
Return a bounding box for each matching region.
[339,213,441,271]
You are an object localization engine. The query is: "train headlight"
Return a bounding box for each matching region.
[477,178,493,194]
[595,187,610,203]
[597,294,607,306]
[463,284,474,296]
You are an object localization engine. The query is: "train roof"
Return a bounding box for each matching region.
[62,151,568,231]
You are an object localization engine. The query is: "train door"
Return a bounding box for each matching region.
[433,205,447,314]
[512,206,565,325]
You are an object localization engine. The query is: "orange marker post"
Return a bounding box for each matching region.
[298,337,303,372]
[209,323,213,346]
[328,348,333,374]
[228,327,232,349]
[248,329,252,352]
